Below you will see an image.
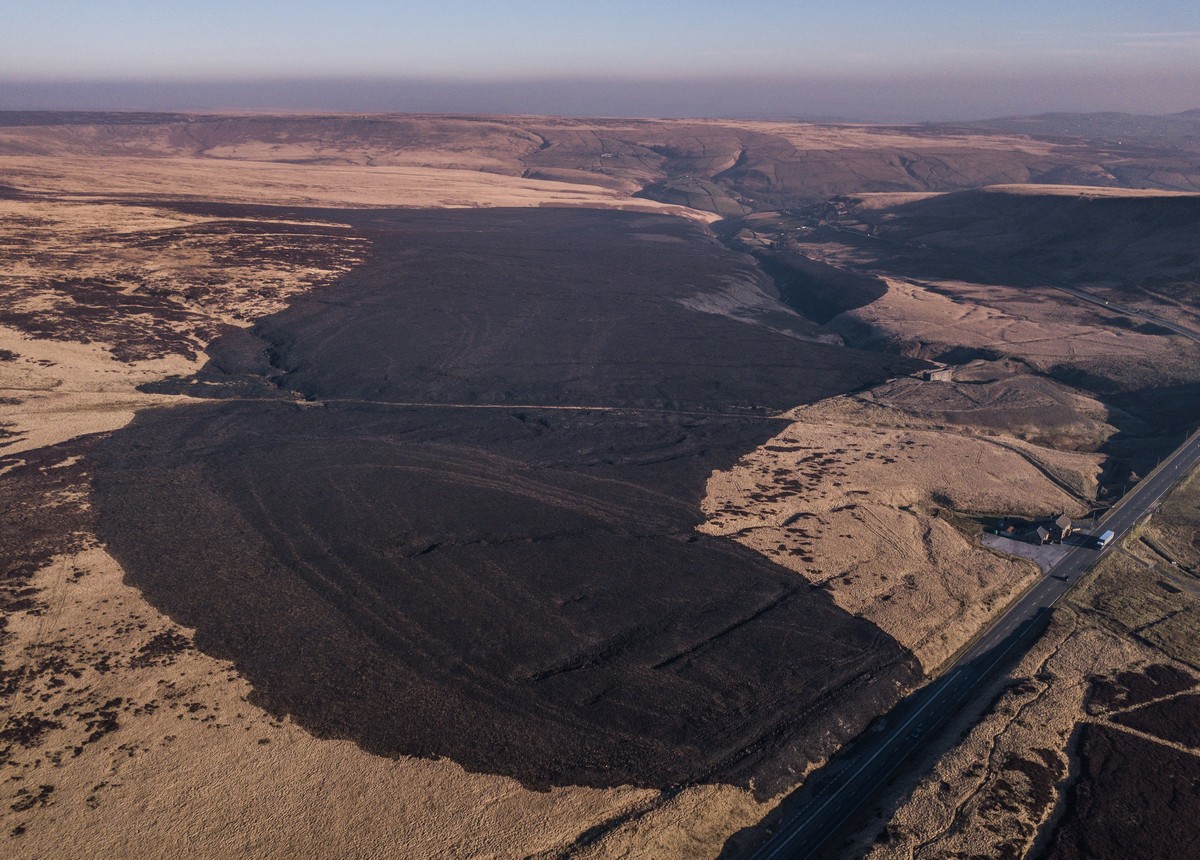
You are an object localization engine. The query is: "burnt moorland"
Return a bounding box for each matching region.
[92,207,923,792]
[1042,724,1200,860]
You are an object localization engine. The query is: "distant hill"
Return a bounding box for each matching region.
[3,110,1200,214]
[949,111,1200,148]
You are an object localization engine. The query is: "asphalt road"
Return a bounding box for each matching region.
[748,427,1200,860]
[1043,282,1200,345]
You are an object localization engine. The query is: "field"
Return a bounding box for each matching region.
[699,415,1094,671]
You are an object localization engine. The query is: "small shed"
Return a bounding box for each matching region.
[1053,514,1073,540]
[923,367,954,382]
[1034,526,1051,545]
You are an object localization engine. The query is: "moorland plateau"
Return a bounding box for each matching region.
[1,111,1198,859]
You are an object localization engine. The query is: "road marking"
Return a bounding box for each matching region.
[763,623,1039,860]
[755,670,962,860]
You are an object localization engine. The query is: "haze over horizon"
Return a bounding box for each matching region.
[3,0,1199,120]
[7,2,1200,858]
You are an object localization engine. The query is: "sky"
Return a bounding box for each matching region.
[2,0,1198,119]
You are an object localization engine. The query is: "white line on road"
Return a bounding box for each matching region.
[756,669,963,860]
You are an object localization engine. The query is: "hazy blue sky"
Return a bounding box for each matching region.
[2,0,1198,118]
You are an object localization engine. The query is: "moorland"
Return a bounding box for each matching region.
[1,110,1199,859]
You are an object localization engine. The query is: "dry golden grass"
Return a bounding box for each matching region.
[0,155,716,220]
[0,196,365,455]
[793,374,1115,471]
[850,185,1200,211]
[977,184,1200,198]
[836,276,1198,378]
[811,185,1200,348]
[0,548,693,860]
[859,614,1152,860]
[0,329,201,457]
[679,121,1057,156]
[698,415,1094,671]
